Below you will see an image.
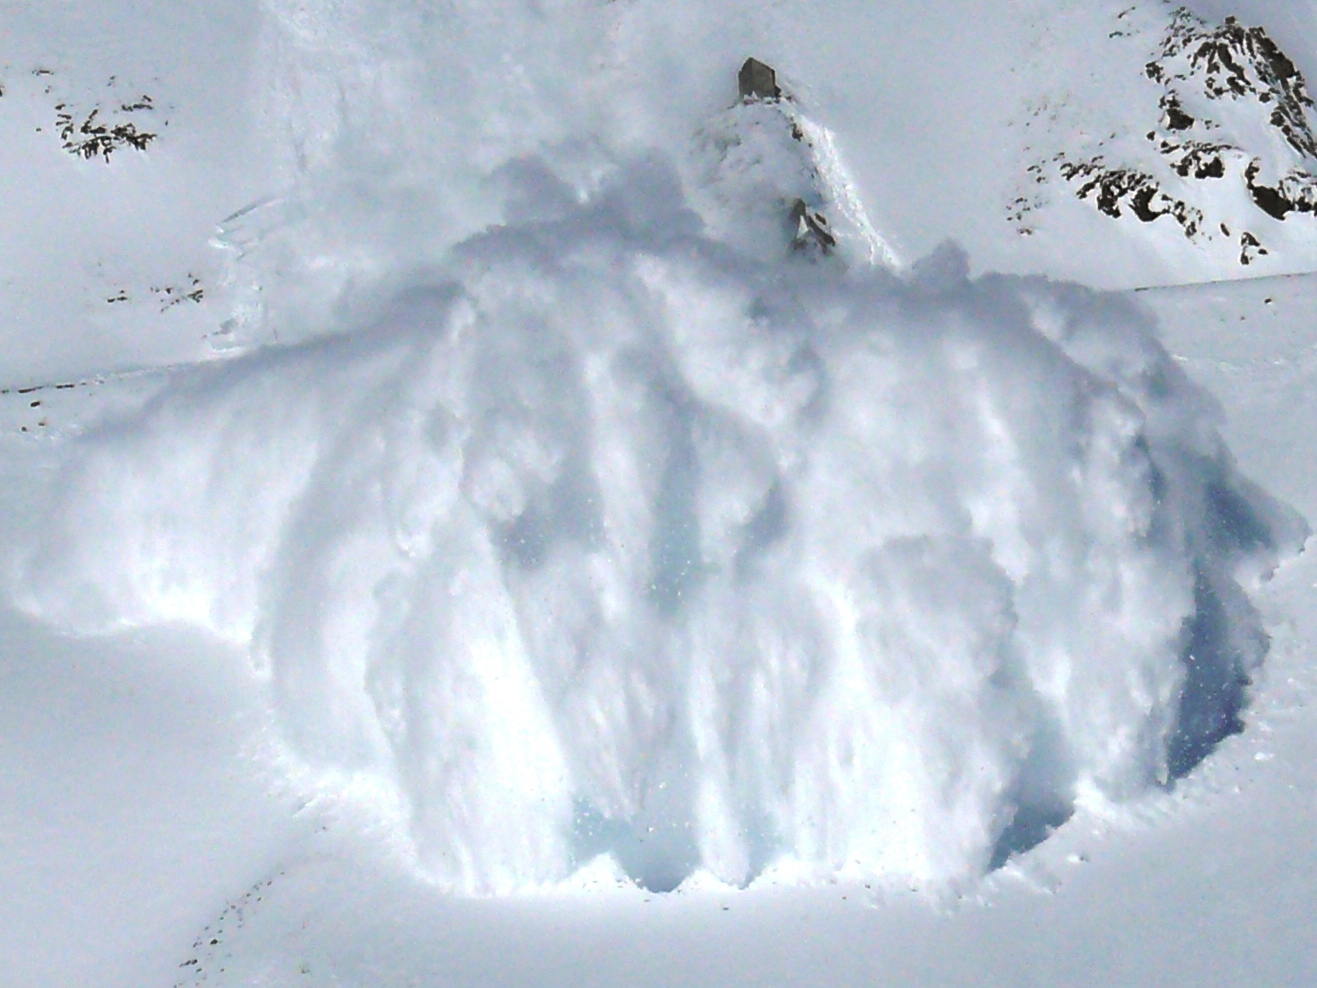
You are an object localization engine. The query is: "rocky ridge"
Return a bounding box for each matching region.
[1014,7,1317,266]
[694,58,901,269]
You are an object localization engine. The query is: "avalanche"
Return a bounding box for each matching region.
[12,148,1304,893]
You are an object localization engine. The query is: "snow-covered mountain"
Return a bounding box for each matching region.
[9,1,1317,382]
[1016,5,1317,272]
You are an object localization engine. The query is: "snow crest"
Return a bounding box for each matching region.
[13,153,1305,893]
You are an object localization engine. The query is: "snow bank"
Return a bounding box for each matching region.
[13,150,1305,894]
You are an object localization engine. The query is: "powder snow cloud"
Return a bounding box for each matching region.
[14,152,1306,893]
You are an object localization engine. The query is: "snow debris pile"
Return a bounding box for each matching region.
[13,149,1305,894]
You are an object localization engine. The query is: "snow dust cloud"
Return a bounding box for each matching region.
[10,0,1309,896]
[15,155,1305,892]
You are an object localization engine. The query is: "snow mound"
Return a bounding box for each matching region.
[12,156,1305,895]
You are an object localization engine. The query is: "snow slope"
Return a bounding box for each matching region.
[14,0,1317,383]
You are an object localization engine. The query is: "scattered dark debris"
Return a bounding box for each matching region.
[174,871,283,988]
[46,79,160,162]
[56,104,156,161]
[2,377,99,398]
[1110,5,1136,38]
[152,274,205,311]
[1007,163,1050,231]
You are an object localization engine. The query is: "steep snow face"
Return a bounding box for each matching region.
[217,0,1317,337]
[692,66,903,270]
[14,159,1305,894]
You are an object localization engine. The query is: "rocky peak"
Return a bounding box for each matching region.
[1014,7,1317,268]
[1149,10,1317,159]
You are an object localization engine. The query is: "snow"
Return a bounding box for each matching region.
[6,0,1317,984]
[15,177,1305,894]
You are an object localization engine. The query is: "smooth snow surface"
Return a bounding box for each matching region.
[15,157,1305,892]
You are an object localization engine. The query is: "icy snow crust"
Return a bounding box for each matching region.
[15,158,1305,894]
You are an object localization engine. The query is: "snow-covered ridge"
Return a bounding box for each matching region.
[693,59,903,270]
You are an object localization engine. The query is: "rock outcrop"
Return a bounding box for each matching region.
[1017,8,1317,266]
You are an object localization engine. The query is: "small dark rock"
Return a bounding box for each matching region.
[1162,96,1195,131]
[739,58,781,101]
[1240,230,1269,264]
[788,198,836,254]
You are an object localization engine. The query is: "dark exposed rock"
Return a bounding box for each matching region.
[1034,8,1317,264]
[788,198,836,255]
[1058,157,1203,236]
[1160,93,1195,131]
[1160,9,1317,158]
[738,58,781,102]
[1160,139,1228,179]
[1243,159,1317,219]
[1239,230,1269,264]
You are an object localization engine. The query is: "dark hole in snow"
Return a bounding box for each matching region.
[989,720,1075,869]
